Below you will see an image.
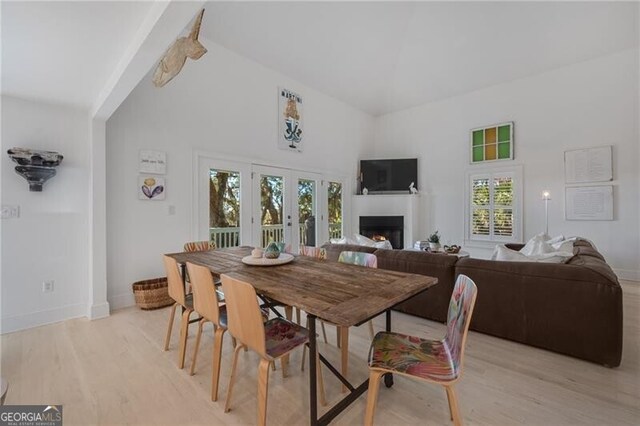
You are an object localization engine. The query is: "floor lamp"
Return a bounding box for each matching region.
[542,191,551,236]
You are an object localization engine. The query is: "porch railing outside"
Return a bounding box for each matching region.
[209,222,342,249]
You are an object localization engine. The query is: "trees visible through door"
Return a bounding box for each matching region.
[209,169,240,247]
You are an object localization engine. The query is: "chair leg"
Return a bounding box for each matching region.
[163,303,178,351]
[339,326,349,392]
[336,324,340,348]
[445,385,462,426]
[284,305,293,321]
[301,344,307,372]
[189,318,206,375]
[178,308,193,369]
[316,351,327,406]
[281,353,289,379]
[295,307,301,325]
[321,321,328,344]
[257,358,271,426]
[368,320,375,340]
[364,370,385,426]
[445,387,453,420]
[224,344,244,413]
[211,327,226,401]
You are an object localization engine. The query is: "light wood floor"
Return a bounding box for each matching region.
[1,281,639,425]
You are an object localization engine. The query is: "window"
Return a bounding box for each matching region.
[465,166,522,244]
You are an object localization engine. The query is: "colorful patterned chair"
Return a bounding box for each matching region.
[184,240,216,252]
[221,274,326,425]
[364,274,478,426]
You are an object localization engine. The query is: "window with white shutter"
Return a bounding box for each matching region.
[465,166,522,244]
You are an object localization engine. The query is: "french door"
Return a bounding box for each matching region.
[198,157,252,248]
[251,165,322,253]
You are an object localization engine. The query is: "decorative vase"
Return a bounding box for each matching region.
[264,242,281,259]
[429,242,441,252]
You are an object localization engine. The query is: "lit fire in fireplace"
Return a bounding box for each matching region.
[372,235,387,242]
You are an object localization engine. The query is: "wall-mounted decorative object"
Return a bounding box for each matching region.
[564,146,612,183]
[7,148,63,191]
[565,185,613,220]
[139,150,167,174]
[139,176,165,201]
[152,9,207,87]
[470,122,513,163]
[278,87,304,152]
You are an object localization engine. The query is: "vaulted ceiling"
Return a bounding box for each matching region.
[202,1,639,115]
[2,1,638,116]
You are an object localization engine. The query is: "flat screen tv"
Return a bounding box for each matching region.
[360,158,418,193]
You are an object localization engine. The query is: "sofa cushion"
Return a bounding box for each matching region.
[374,249,457,322]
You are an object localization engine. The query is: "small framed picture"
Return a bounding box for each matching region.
[139,150,167,174]
[139,176,165,200]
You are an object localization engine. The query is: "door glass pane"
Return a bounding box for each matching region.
[260,175,284,247]
[298,179,316,247]
[209,169,241,248]
[328,181,343,240]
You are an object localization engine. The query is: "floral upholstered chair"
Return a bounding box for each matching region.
[364,274,478,426]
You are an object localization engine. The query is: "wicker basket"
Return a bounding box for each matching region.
[132,277,173,310]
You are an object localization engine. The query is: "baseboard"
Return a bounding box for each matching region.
[0,303,86,334]
[109,292,136,311]
[89,301,110,320]
[613,268,640,282]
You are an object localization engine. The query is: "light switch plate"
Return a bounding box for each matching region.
[1,205,20,219]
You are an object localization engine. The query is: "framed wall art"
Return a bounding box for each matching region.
[139,176,165,201]
[278,87,304,152]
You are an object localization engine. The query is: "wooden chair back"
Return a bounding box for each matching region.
[163,255,186,306]
[444,274,478,374]
[338,251,377,268]
[220,274,267,357]
[184,240,216,252]
[186,262,221,325]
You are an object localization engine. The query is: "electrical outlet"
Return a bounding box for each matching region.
[42,280,54,293]
[1,205,20,219]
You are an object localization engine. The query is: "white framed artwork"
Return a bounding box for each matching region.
[565,185,613,220]
[139,150,167,174]
[278,87,304,152]
[139,176,165,201]
[564,146,612,183]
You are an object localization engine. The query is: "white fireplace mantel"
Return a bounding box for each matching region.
[351,194,420,249]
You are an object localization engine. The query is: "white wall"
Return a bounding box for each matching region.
[106,39,374,308]
[373,49,639,280]
[1,96,91,332]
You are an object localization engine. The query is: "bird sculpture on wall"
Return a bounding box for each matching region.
[152,9,207,87]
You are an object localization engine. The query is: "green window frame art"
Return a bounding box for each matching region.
[470,122,514,163]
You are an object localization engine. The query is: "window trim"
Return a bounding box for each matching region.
[464,165,523,247]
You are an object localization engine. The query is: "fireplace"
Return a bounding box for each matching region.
[359,216,404,249]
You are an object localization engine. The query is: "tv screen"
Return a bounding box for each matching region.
[360,159,418,193]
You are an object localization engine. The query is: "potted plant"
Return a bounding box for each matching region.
[428,230,441,252]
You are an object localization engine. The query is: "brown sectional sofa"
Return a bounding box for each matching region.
[322,241,623,367]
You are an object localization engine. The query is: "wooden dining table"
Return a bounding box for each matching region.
[166,246,438,426]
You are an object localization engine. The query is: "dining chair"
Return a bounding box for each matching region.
[184,240,216,252]
[186,261,231,401]
[364,274,478,426]
[163,255,197,369]
[297,245,329,336]
[221,274,326,425]
[0,378,7,405]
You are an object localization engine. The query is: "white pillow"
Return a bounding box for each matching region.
[520,234,555,257]
[493,244,530,262]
